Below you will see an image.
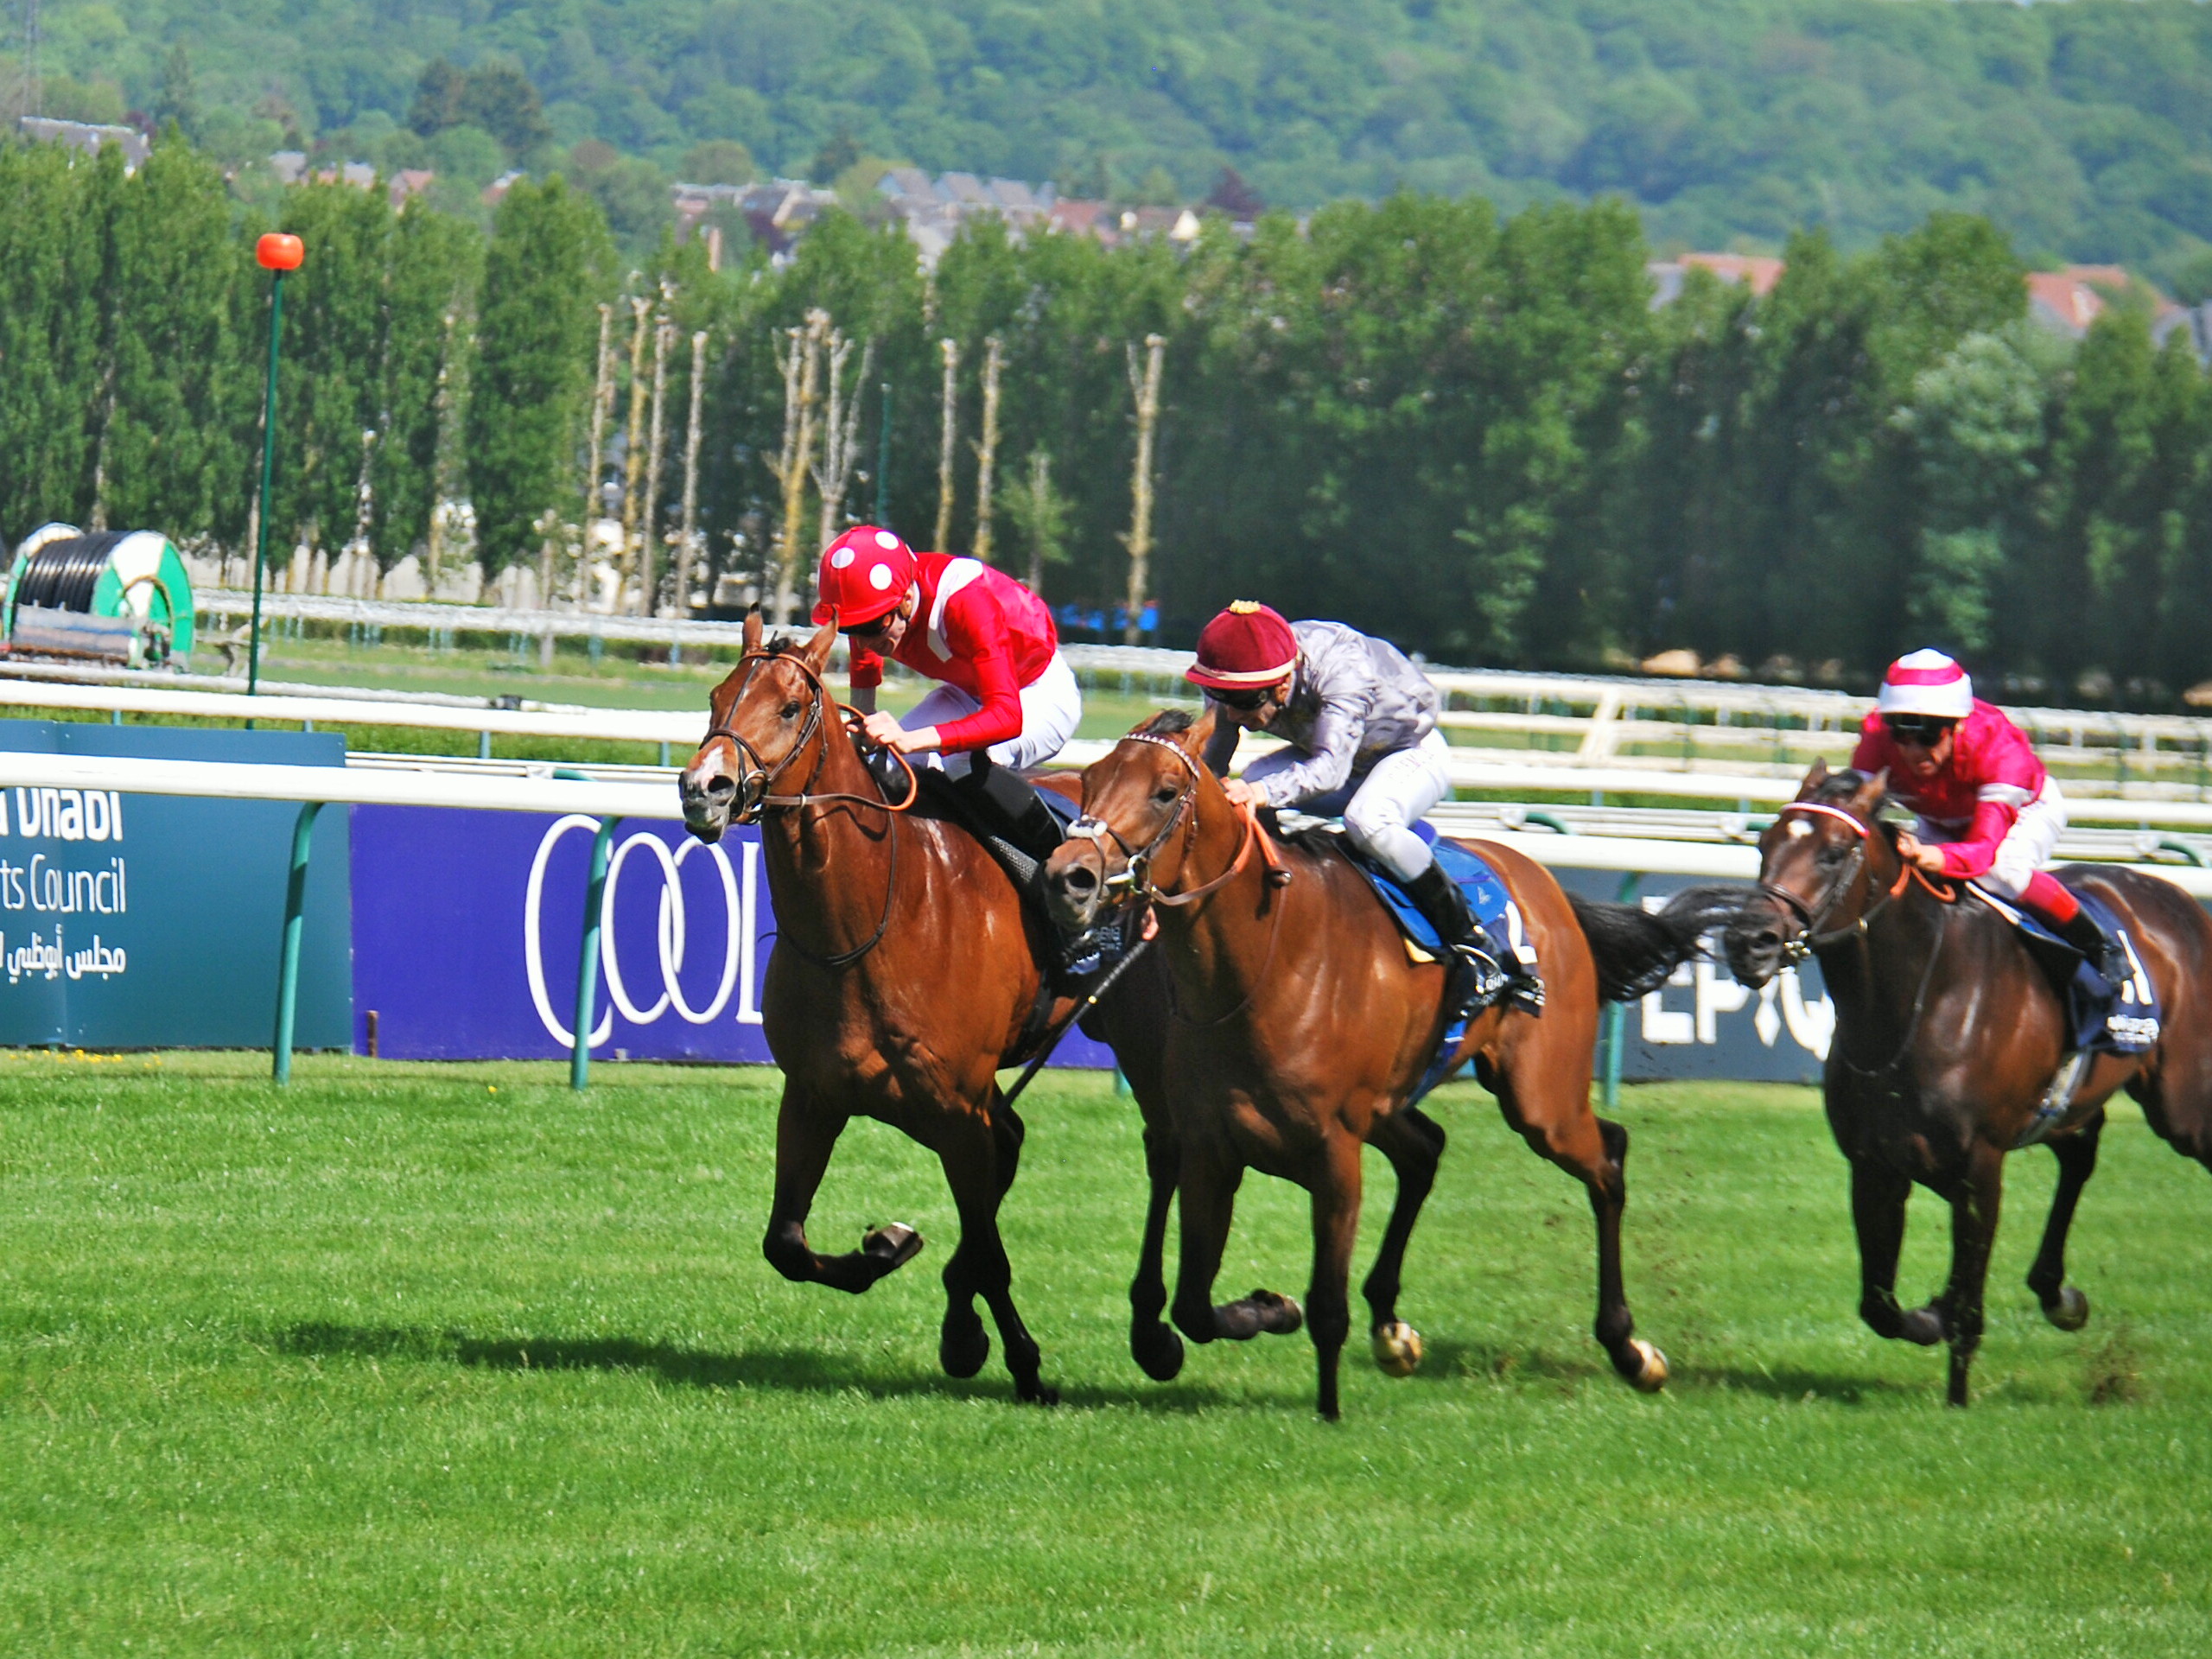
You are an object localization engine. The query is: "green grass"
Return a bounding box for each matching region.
[3,1053,2210,1656]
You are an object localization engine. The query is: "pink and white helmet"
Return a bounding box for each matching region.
[1877,648,1974,720]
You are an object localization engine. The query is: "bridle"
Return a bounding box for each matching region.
[700,648,919,823]
[1064,731,1290,1027]
[695,646,919,969]
[1763,799,1953,963]
[1063,733,1281,909]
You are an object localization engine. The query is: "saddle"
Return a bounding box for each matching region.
[1274,812,1543,1104]
[1970,880,2162,1147]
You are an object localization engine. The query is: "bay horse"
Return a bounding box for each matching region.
[1041,709,1734,1418]
[677,613,1183,1403]
[1724,762,2212,1405]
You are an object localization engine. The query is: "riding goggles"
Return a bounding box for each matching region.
[1211,686,1279,713]
[1883,715,1955,747]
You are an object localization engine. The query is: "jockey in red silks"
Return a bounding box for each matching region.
[1852,648,2126,982]
[813,525,1081,858]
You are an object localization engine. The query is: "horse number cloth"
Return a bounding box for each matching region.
[1344,834,1541,1104]
[1974,883,2162,1057]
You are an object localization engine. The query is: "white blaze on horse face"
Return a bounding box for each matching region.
[1787,820,1813,838]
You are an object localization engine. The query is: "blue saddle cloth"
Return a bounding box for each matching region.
[1341,830,1537,1103]
[1980,886,2162,1057]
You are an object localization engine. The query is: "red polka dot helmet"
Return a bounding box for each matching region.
[813,526,918,626]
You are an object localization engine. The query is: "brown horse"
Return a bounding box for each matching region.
[1723,762,2212,1405]
[1041,709,1732,1418]
[677,614,1183,1402]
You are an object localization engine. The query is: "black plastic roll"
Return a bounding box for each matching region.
[15,531,126,613]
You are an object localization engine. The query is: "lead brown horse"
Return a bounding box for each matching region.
[677,614,1184,1402]
[1042,709,1733,1417]
[1724,762,2212,1405]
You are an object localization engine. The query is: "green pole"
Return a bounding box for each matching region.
[249,267,286,697]
[271,800,323,1084]
[570,817,619,1090]
[1601,870,1643,1110]
[874,379,893,524]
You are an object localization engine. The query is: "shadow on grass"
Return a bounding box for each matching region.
[273,1322,1300,1414]
[1411,1335,1922,1404]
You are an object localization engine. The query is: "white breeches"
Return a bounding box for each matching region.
[899,650,1082,775]
[1249,728,1452,883]
[1918,776,2066,901]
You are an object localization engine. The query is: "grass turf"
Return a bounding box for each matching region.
[2,1053,2209,1656]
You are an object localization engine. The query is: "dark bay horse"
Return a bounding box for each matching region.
[677,613,1179,1402]
[1041,709,1732,1418]
[1724,762,2212,1405]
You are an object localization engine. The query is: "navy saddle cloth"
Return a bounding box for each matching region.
[1979,884,2162,1057]
[1338,827,1540,1103]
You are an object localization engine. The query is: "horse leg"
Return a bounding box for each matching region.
[1936,1142,2005,1408]
[1306,1137,1363,1421]
[1169,1143,1303,1348]
[2026,1109,2103,1332]
[1489,1058,1665,1389]
[762,1085,917,1294]
[934,1092,1056,1403]
[1849,1154,1943,1344]
[1128,1123,1186,1382]
[1361,1106,1446,1377]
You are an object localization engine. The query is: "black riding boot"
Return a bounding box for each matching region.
[2056,906,2132,988]
[1403,861,1505,1005]
[961,754,1065,863]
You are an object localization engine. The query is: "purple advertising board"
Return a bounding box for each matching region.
[349,806,1116,1068]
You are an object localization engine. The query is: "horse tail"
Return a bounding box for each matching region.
[1566,885,1745,1002]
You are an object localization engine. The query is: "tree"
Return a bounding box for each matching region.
[152,46,200,138]
[458,64,553,160]
[468,178,616,573]
[408,61,467,138]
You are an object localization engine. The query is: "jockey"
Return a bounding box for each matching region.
[1852,648,2128,983]
[813,525,1079,860]
[1187,601,1497,982]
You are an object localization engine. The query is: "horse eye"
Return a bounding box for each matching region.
[1153,785,1179,804]
[1817,844,1848,867]
[780,702,802,721]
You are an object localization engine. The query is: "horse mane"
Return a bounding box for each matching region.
[1802,768,1899,842]
[1137,708,1196,736]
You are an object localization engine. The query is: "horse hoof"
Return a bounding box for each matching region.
[1249,1289,1303,1336]
[1626,1338,1669,1393]
[1132,1323,1185,1382]
[1371,1320,1423,1377]
[940,1314,990,1380]
[861,1223,925,1274]
[2043,1285,2090,1332]
[1899,1305,1946,1347]
[1017,1379,1061,1407]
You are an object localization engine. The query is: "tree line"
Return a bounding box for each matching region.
[7,135,2212,704]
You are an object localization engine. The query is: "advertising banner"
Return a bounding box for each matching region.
[351,806,1119,1067]
[0,721,351,1048]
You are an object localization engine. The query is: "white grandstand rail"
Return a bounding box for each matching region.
[0,673,705,746]
[0,751,683,821]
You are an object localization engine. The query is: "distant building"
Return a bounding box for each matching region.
[22,117,149,172]
[671,178,839,264]
[1645,252,1785,307]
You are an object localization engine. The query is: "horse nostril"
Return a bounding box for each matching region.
[1063,866,1097,896]
[704,774,734,798]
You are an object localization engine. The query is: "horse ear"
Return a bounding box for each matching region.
[1796,759,1829,800]
[1851,767,1889,812]
[1183,702,1218,758]
[742,606,763,654]
[804,616,839,671]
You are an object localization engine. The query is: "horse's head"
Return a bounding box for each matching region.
[679,609,840,842]
[1725,760,1893,987]
[1043,706,1218,932]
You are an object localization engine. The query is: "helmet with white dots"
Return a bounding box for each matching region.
[813,527,918,626]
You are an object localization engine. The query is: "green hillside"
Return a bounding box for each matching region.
[16,1,2212,283]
